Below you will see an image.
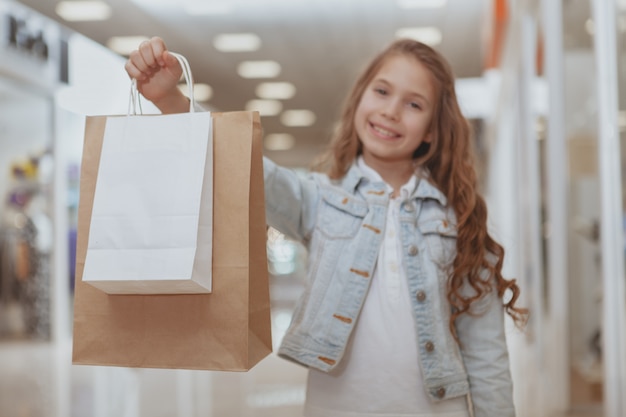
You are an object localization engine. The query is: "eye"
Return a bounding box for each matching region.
[409,101,421,110]
[374,87,387,96]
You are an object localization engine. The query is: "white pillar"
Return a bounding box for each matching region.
[52,97,72,417]
[518,6,544,373]
[540,0,570,413]
[590,1,626,416]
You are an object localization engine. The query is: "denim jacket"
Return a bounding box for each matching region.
[263,157,515,417]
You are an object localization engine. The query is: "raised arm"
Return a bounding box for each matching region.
[124,37,189,114]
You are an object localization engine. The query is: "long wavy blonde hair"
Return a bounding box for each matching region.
[313,39,527,338]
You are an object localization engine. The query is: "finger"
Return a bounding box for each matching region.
[149,37,168,67]
[162,50,182,75]
[124,60,148,81]
[138,39,159,69]
[127,50,152,78]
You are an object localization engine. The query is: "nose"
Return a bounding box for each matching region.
[382,98,401,120]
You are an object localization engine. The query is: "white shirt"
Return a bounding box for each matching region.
[304,158,469,417]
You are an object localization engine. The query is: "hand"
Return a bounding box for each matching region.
[124,37,189,113]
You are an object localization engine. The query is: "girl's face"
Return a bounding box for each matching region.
[354,54,435,168]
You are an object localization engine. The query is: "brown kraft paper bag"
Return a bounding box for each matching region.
[72,111,272,371]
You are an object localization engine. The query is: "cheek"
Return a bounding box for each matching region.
[406,121,432,147]
[355,93,377,118]
[355,98,367,115]
[408,119,428,136]
[353,104,368,129]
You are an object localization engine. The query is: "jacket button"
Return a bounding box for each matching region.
[404,202,415,212]
[425,341,435,352]
[416,291,426,302]
[436,387,446,398]
[408,245,418,256]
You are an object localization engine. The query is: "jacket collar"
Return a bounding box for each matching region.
[340,162,448,206]
[413,174,448,206]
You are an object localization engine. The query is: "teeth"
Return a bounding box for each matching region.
[372,124,397,137]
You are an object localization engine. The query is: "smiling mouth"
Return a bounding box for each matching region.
[369,122,401,139]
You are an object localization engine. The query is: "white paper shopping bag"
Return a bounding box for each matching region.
[82,53,214,294]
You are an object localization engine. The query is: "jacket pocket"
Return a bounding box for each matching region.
[418,218,458,267]
[317,189,368,239]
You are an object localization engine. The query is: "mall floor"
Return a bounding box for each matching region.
[0,338,308,417]
[0,339,604,417]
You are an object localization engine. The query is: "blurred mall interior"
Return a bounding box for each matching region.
[1,0,626,416]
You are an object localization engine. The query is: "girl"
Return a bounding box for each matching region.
[125,37,527,417]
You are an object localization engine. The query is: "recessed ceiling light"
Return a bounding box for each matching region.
[265,133,295,151]
[395,27,442,46]
[238,61,282,79]
[585,18,595,36]
[184,2,233,15]
[213,33,261,52]
[106,36,150,56]
[619,110,626,128]
[397,0,447,8]
[194,84,213,102]
[246,99,283,117]
[281,110,316,127]
[256,82,296,100]
[55,0,112,22]
[177,83,213,102]
[619,16,626,32]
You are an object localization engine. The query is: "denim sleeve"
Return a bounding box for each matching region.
[263,157,319,243]
[454,276,516,417]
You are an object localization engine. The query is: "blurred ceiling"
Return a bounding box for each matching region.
[18,0,490,168]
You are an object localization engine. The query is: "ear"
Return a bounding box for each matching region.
[423,132,433,144]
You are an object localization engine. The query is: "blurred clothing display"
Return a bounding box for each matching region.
[0,154,52,340]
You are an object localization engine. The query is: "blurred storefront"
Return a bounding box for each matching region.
[0,0,58,344]
[485,1,626,416]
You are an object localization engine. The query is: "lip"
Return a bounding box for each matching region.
[368,121,402,141]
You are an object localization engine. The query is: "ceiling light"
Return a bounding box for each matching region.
[246,99,283,116]
[238,61,282,79]
[265,134,295,151]
[395,27,442,46]
[213,33,261,52]
[397,0,447,8]
[281,110,316,127]
[184,2,233,15]
[177,83,212,102]
[618,110,626,128]
[55,1,112,22]
[585,19,594,36]
[194,84,213,102]
[130,0,175,5]
[256,82,296,100]
[106,36,150,56]
[619,16,626,33]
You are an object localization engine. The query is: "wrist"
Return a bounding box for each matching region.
[152,89,190,114]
